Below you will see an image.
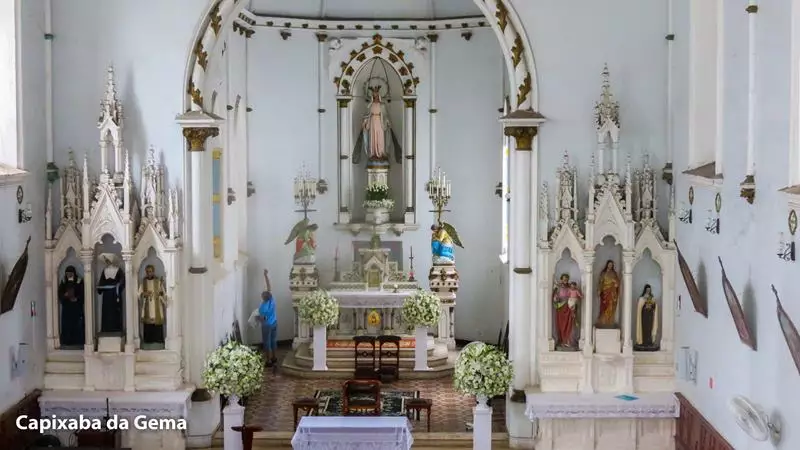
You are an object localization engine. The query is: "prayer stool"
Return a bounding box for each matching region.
[293,398,321,430]
[231,425,263,450]
[405,398,433,432]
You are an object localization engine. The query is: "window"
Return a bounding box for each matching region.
[687,0,724,176]
[0,0,21,176]
[212,148,222,259]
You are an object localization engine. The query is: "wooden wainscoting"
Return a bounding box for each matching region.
[675,393,734,450]
[0,389,42,450]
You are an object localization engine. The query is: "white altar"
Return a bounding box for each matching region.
[291,416,414,450]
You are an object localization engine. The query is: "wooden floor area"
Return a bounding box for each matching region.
[210,431,510,449]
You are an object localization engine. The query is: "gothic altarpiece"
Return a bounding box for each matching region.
[40,67,188,450]
[527,68,677,450]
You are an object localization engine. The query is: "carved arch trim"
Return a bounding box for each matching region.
[334,35,419,97]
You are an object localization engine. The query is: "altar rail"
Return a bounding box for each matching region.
[675,393,734,450]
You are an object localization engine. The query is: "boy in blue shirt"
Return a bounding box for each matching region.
[259,269,278,367]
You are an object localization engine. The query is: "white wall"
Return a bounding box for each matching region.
[0,0,47,414]
[673,0,800,449]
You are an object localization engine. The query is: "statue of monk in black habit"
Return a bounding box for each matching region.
[97,254,125,333]
[58,266,85,347]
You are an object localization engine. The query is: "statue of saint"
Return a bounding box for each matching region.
[553,274,581,349]
[595,259,620,328]
[431,222,463,265]
[58,265,85,347]
[97,254,125,333]
[352,86,403,165]
[139,264,167,346]
[285,218,318,264]
[635,284,659,350]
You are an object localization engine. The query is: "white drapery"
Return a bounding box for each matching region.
[291,416,413,450]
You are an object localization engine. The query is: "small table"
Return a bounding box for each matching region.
[405,398,432,432]
[293,398,321,430]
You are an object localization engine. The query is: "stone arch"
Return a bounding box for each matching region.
[181,0,539,113]
[335,35,419,97]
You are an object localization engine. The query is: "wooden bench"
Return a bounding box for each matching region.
[405,398,433,432]
[293,398,321,430]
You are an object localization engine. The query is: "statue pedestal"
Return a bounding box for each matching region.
[594,328,621,354]
[98,334,123,353]
[365,207,390,225]
[289,264,318,292]
[429,264,459,293]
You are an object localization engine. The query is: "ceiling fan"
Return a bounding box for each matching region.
[729,396,781,445]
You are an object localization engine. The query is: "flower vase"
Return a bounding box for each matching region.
[223,394,244,450]
[472,394,492,450]
[414,326,429,371]
[312,325,328,371]
[366,207,389,225]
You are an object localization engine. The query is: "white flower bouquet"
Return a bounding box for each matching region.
[363,198,395,210]
[453,341,513,398]
[364,184,394,210]
[401,289,442,327]
[201,340,264,397]
[298,289,340,327]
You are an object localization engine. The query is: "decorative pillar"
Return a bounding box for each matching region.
[714,0,726,177]
[664,0,675,185]
[740,1,758,203]
[80,250,94,355]
[122,252,135,352]
[539,255,552,352]
[45,253,57,350]
[403,97,416,224]
[165,249,181,352]
[316,33,327,187]
[182,126,220,272]
[621,252,635,354]
[660,255,676,352]
[428,34,438,177]
[337,97,352,223]
[580,255,595,354]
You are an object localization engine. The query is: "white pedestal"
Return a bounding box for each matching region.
[414,326,429,371]
[223,396,244,450]
[473,395,492,450]
[313,326,328,371]
[186,395,220,448]
[594,328,621,354]
[98,335,123,353]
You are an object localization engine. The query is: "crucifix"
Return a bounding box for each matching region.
[408,246,415,281]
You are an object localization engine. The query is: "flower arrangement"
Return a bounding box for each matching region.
[453,341,513,398]
[201,340,264,397]
[297,289,340,327]
[401,289,442,327]
[364,184,395,210]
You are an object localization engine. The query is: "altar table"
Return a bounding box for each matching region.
[291,416,414,450]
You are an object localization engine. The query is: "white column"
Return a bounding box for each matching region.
[714,0,725,176]
[45,253,57,350]
[123,252,135,352]
[539,253,552,352]
[743,1,758,188]
[403,97,416,224]
[622,253,635,354]
[81,251,94,355]
[312,326,328,371]
[183,128,219,271]
[414,326,429,371]
[660,255,676,352]
[428,34,438,177]
[165,249,181,352]
[337,98,352,223]
[473,396,492,450]
[581,255,594,354]
[317,33,327,183]
[504,126,535,400]
[666,0,675,174]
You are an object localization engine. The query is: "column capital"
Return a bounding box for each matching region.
[403,97,417,108]
[504,126,538,151]
[337,97,353,108]
[427,33,439,43]
[315,32,328,42]
[183,127,220,151]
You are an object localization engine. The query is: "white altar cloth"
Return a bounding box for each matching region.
[291,416,413,450]
[525,392,678,420]
[327,290,410,308]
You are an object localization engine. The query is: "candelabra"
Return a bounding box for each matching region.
[705,210,719,234]
[427,167,452,223]
[678,202,692,224]
[777,233,796,262]
[408,246,415,281]
[293,165,318,219]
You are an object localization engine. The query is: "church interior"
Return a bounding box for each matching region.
[1,0,799,449]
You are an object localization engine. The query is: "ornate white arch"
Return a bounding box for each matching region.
[333,35,420,97]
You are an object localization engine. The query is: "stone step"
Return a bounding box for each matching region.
[45,360,85,374]
[135,361,181,375]
[47,350,84,362]
[135,350,181,363]
[295,343,448,370]
[134,373,183,391]
[44,373,84,390]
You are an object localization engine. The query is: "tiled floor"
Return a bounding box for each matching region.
[244,345,507,433]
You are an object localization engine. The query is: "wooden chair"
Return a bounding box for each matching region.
[342,379,382,415]
[377,335,401,382]
[353,336,378,379]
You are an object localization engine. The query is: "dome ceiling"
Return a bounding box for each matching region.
[247,0,483,20]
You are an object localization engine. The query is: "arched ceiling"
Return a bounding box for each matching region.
[247,0,483,20]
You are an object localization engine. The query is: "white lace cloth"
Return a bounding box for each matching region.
[327,290,409,308]
[525,392,679,420]
[291,416,413,450]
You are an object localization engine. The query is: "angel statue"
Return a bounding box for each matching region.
[352,85,403,165]
[285,218,319,264]
[431,222,463,265]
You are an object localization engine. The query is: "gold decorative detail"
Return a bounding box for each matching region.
[511,35,523,68]
[212,193,221,203]
[183,127,220,151]
[496,0,509,32]
[367,310,381,326]
[688,186,695,205]
[372,45,384,55]
[337,98,352,107]
[212,148,222,160]
[194,41,208,71]
[244,29,255,38]
[789,209,797,236]
[345,67,354,76]
[461,31,472,41]
[188,80,203,107]
[372,34,383,43]
[516,72,532,106]
[513,267,532,274]
[714,192,722,213]
[213,237,221,259]
[504,126,538,151]
[746,4,758,13]
[315,33,327,42]
[427,33,439,43]
[388,54,397,63]
[210,3,222,36]
[403,98,416,108]
[739,174,755,204]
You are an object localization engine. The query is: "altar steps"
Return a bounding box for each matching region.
[281,343,456,379]
[134,350,183,391]
[209,431,509,449]
[44,350,85,390]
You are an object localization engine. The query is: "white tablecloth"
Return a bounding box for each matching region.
[327,290,409,308]
[291,416,414,450]
[525,392,679,420]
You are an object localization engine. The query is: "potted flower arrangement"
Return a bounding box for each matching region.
[453,341,513,406]
[202,340,264,408]
[401,289,442,370]
[363,184,394,224]
[297,289,339,370]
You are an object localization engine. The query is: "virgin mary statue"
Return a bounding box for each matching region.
[352,86,403,165]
